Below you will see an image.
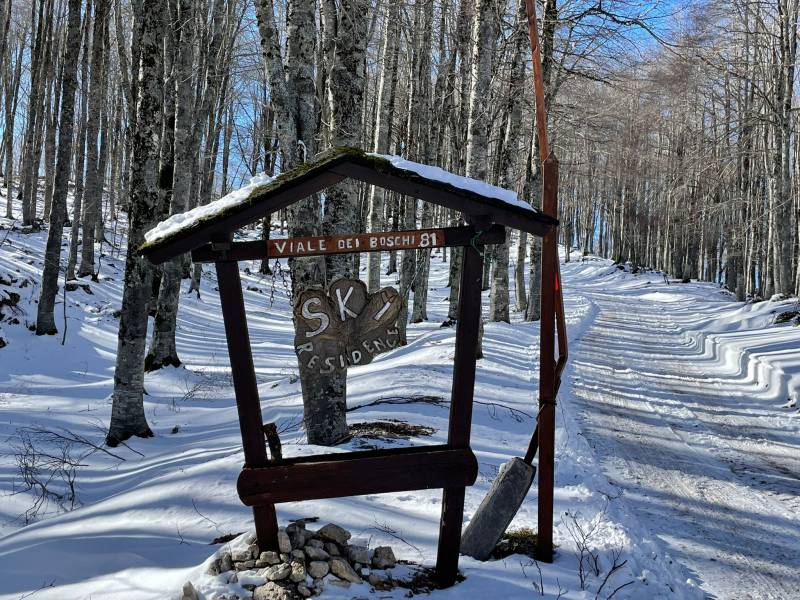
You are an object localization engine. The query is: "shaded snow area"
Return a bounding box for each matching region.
[1,195,798,599]
[370,154,535,213]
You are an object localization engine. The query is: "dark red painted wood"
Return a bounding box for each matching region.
[143,171,346,264]
[331,161,556,238]
[215,259,279,550]
[435,243,484,585]
[237,446,478,505]
[190,225,506,263]
[535,155,560,563]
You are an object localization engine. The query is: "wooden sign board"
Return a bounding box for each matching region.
[293,278,401,374]
[270,228,445,258]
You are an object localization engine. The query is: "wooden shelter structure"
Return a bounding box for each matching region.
[140,146,566,585]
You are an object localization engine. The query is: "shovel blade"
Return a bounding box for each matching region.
[460,457,536,561]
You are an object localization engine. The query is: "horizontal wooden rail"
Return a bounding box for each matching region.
[237,445,478,505]
[191,225,505,263]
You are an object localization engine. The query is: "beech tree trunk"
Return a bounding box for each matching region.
[106,0,165,447]
[314,0,369,445]
[489,0,527,323]
[35,0,82,335]
[78,0,110,278]
[66,8,92,281]
[146,0,194,371]
[366,0,400,293]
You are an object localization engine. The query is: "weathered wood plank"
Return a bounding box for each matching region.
[293,278,401,375]
[331,161,557,237]
[215,259,279,550]
[143,170,346,264]
[536,154,560,563]
[237,446,478,505]
[191,225,506,263]
[436,242,484,586]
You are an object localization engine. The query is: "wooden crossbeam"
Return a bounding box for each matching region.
[237,446,478,506]
[191,225,506,263]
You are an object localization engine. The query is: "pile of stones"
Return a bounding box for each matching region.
[202,522,399,599]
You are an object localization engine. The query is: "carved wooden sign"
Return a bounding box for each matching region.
[293,278,401,374]
[269,228,445,258]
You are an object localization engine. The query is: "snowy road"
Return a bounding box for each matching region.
[565,262,800,600]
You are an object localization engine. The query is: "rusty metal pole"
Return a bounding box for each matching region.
[526,0,561,563]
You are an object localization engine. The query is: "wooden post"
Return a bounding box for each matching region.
[535,154,559,562]
[436,243,484,585]
[215,259,279,550]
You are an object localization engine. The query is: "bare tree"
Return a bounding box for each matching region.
[35,0,83,335]
[106,0,166,446]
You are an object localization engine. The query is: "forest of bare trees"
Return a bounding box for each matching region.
[1,0,799,444]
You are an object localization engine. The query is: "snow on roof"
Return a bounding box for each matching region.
[140,147,548,260]
[370,153,534,213]
[144,172,276,246]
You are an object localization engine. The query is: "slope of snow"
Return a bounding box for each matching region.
[4,188,797,599]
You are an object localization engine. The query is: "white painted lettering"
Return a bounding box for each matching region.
[373,299,393,321]
[335,286,357,321]
[301,297,330,338]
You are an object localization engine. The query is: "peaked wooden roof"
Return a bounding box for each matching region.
[140,146,558,264]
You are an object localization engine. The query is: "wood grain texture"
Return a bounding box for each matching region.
[237,446,478,505]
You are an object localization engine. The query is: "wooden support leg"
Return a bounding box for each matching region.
[215,259,279,551]
[436,243,483,586]
[535,155,560,563]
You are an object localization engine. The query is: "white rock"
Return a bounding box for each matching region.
[287,525,307,549]
[317,523,351,545]
[277,530,292,554]
[307,560,330,579]
[259,551,281,565]
[347,545,369,564]
[265,562,291,581]
[290,560,306,583]
[253,582,293,600]
[372,546,396,569]
[180,581,198,600]
[304,545,330,561]
[330,556,362,583]
[219,552,233,573]
[325,542,340,556]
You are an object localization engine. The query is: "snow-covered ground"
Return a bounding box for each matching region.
[1,190,798,599]
[565,260,800,599]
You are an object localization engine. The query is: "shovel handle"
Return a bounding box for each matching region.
[523,425,538,465]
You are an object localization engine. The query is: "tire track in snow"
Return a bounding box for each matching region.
[566,283,800,600]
